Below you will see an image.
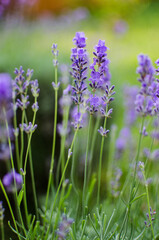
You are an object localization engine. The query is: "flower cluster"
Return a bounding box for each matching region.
[135,54,159,116]
[12,66,39,134]
[56,214,74,240]
[144,208,156,228]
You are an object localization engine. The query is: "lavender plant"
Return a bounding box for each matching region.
[0,33,159,240]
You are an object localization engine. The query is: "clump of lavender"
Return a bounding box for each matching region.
[144,208,156,228]
[2,170,23,192]
[56,214,74,240]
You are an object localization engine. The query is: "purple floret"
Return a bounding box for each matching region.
[3,170,23,192]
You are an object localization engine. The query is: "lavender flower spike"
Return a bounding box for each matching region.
[70,32,88,106]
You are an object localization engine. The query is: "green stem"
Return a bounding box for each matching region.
[120,117,145,237]
[142,169,155,240]
[71,134,79,221]
[13,97,20,169]
[0,221,4,240]
[44,129,78,240]
[107,125,117,198]
[24,112,39,219]
[23,110,37,227]
[97,105,108,205]
[88,115,100,180]
[44,66,58,221]
[0,180,21,240]
[56,106,70,186]
[28,144,39,219]
[82,115,92,216]
[20,111,25,168]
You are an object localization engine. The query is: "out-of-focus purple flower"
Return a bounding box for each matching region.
[115,127,131,159]
[0,73,13,161]
[111,168,122,198]
[59,64,70,85]
[143,148,159,161]
[56,214,74,240]
[0,73,12,109]
[123,85,138,126]
[2,170,23,192]
[57,123,70,137]
[135,54,159,116]
[114,20,129,35]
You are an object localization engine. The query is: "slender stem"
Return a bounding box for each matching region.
[82,115,92,216]
[44,65,58,219]
[28,144,39,219]
[120,117,145,236]
[88,115,100,180]
[142,169,155,239]
[71,134,79,221]
[0,221,5,240]
[13,97,20,169]
[56,106,70,186]
[97,105,108,205]
[20,111,25,167]
[44,129,78,240]
[23,110,37,227]
[0,180,21,240]
[24,112,39,219]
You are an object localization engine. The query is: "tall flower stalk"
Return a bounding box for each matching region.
[43,43,59,233]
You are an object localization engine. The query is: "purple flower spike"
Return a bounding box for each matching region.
[3,170,23,192]
[70,32,88,106]
[89,40,111,91]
